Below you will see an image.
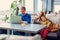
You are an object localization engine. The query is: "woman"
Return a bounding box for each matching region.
[39,16,51,40]
[39,16,59,40]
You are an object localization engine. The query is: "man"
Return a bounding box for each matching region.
[13,7,31,35]
[18,7,31,24]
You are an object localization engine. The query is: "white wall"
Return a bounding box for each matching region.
[25,0,33,12]
[54,5,60,12]
[0,0,14,11]
[0,0,42,13]
[54,0,60,12]
[38,0,42,12]
[25,0,42,13]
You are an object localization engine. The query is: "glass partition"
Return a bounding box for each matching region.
[25,0,34,13]
[42,0,47,12]
[54,0,60,12]
[37,0,42,12]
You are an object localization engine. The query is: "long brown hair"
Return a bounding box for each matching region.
[40,12,45,17]
[35,12,45,21]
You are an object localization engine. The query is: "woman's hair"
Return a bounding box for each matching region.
[39,12,45,21]
[34,12,45,21]
[40,12,45,17]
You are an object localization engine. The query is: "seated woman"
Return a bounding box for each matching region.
[39,16,59,40]
[39,16,51,40]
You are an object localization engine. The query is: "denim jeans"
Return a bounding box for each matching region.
[0,29,7,34]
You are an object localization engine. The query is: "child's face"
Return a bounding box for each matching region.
[41,16,46,21]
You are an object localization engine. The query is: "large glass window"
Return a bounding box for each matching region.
[25,0,42,13]
[54,0,60,12]
[0,0,14,11]
[47,0,52,11]
[25,0,33,13]
[42,0,47,12]
[38,0,42,12]
[0,0,23,22]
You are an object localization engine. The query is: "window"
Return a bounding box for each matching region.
[25,0,42,13]
[0,0,22,22]
[25,0,34,13]
[54,0,60,12]
[38,0,42,12]
[0,0,14,11]
[42,0,47,12]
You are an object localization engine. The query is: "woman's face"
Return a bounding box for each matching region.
[41,16,46,21]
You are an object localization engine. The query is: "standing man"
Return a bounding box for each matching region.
[18,7,31,24]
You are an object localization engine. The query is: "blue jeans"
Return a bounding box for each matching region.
[0,29,7,34]
[0,29,36,36]
[13,30,25,35]
[13,30,36,36]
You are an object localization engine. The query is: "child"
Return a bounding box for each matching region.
[39,16,51,40]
